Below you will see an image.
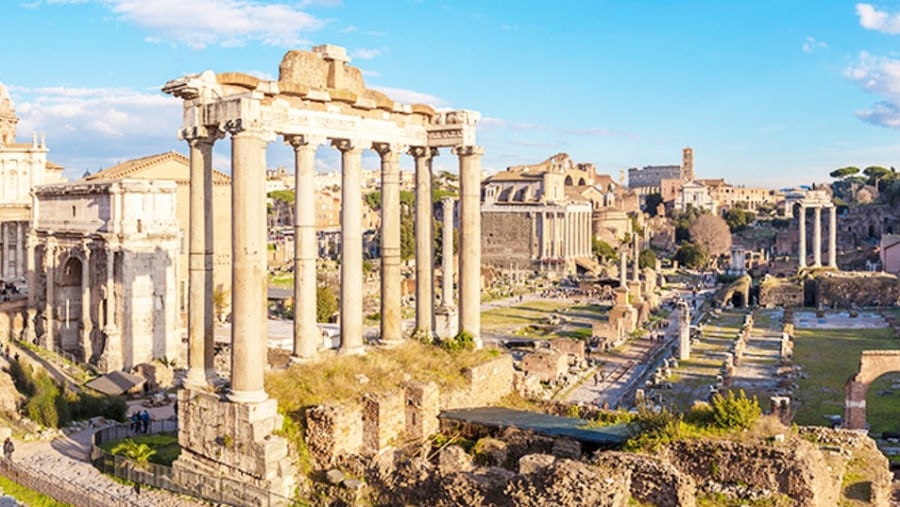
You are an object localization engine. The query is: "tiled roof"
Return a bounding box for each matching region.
[85,151,231,184]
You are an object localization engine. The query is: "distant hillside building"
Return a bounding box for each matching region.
[0,83,66,283]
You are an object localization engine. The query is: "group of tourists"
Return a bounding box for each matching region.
[130,410,151,434]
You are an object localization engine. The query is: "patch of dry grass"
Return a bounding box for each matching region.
[266,341,500,415]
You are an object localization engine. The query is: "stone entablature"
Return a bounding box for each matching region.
[30,179,181,372]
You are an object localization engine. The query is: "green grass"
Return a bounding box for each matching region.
[0,475,72,506]
[792,327,898,429]
[481,301,570,329]
[99,432,180,466]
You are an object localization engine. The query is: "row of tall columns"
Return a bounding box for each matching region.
[0,221,26,280]
[441,197,454,308]
[797,205,837,269]
[538,210,592,260]
[184,123,484,401]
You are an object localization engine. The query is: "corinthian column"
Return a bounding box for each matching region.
[410,146,438,339]
[333,139,365,355]
[286,135,322,361]
[813,206,822,267]
[453,145,483,348]
[184,129,217,387]
[227,122,270,404]
[25,232,36,344]
[43,238,56,350]
[441,197,455,309]
[80,244,91,363]
[829,206,837,268]
[798,205,806,269]
[374,143,404,345]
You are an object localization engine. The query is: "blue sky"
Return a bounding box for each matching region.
[3,0,900,188]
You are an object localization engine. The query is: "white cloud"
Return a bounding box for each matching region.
[340,24,358,33]
[80,0,325,49]
[9,85,183,178]
[846,51,900,97]
[856,3,900,34]
[351,48,381,60]
[801,36,828,53]
[855,100,900,127]
[371,86,446,106]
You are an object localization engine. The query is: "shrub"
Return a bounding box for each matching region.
[441,330,476,352]
[709,389,761,430]
[625,403,683,451]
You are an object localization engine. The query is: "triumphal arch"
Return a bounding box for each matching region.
[163,45,482,502]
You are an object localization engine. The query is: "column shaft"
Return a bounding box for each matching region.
[102,243,122,371]
[15,223,22,279]
[25,233,35,343]
[80,247,91,362]
[829,206,837,268]
[335,140,364,354]
[185,134,216,387]
[44,241,56,350]
[442,198,454,308]
[411,147,437,338]
[813,206,822,267]
[619,250,627,288]
[288,136,321,359]
[228,127,269,403]
[375,143,403,344]
[798,206,807,268]
[455,145,483,347]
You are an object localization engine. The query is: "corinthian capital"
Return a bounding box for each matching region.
[408,146,439,160]
[284,134,324,150]
[223,119,273,141]
[451,145,484,157]
[331,138,364,153]
[180,125,224,146]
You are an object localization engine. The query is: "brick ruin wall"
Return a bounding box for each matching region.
[759,279,803,307]
[481,212,534,269]
[816,272,900,307]
[305,355,514,468]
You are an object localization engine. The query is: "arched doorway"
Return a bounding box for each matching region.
[845,350,900,430]
[56,256,83,353]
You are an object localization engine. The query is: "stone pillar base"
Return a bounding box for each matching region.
[434,306,459,341]
[173,389,295,504]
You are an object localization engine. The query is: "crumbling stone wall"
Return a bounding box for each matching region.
[815,272,899,307]
[759,277,803,307]
[306,355,514,467]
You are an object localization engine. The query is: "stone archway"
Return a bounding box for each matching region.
[844,350,900,430]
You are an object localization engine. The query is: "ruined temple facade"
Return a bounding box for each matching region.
[0,83,65,283]
[482,153,593,274]
[29,180,181,372]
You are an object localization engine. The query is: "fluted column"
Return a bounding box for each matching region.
[374,143,404,345]
[287,135,322,360]
[454,145,483,347]
[184,130,217,387]
[813,206,822,267]
[101,242,121,371]
[25,232,36,344]
[632,234,640,282]
[798,205,807,268]
[334,139,365,355]
[829,206,837,268]
[80,245,91,363]
[43,238,57,350]
[410,146,438,339]
[15,223,22,279]
[227,123,270,403]
[441,197,455,308]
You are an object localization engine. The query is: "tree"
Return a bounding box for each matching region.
[111,438,157,467]
[829,166,860,179]
[316,284,337,322]
[638,248,657,270]
[674,242,706,269]
[688,214,732,266]
[592,238,617,262]
[722,208,756,233]
[644,193,663,217]
[864,165,892,189]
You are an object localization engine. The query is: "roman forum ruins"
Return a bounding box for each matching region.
[787,189,837,269]
[162,45,482,498]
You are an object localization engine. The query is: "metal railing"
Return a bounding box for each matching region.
[91,423,304,507]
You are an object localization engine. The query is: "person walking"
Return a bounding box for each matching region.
[140,410,150,434]
[3,437,14,462]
